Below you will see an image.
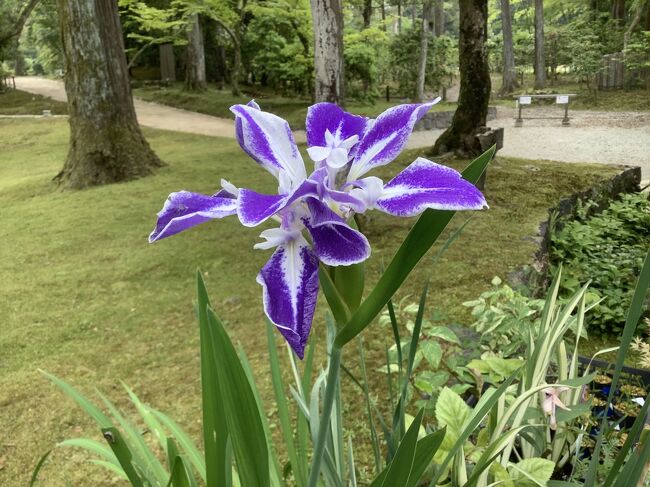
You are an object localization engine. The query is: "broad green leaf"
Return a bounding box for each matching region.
[421,341,443,368]
[435,387,471,436]
[196,272,229,486]
[429,370,518,486]
[508,458,555,486]
[205,306,270,487]
[427,326,460,344]
[334,146,495,347]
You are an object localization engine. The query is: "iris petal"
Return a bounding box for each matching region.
[256,235,319,358]
[306,103,368,150]
[304,198,371,266]
[231,103,306,191]
[348,99,439,180]
[149,191,237,242]
[376,158,487,216]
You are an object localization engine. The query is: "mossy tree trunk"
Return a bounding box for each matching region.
[310,0,345,104]
[55,0,163,190]
[434,0,444,36]
[184,14,207,92]
[430,0,490,156]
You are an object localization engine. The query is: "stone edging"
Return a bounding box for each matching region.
[508,165,643,294]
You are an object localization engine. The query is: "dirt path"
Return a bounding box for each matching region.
[14,76,650,180]
[14,76,234,137]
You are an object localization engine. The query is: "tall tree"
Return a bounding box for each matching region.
[431,0,490,155]
[433,0,444,36]
[310,0,345,103]
[55,0,162,190]
[611,0,626,27]
[363,0,372,28]
[185,13,207,91]
[534,0,545,89]
[415,0,433,102]
[500,0,518,94]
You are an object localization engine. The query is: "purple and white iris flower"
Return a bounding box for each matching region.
[149,99,487,358]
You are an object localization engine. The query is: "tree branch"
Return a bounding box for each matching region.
[0,0,41,46]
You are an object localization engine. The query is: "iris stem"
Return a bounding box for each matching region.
[307,344,342,487]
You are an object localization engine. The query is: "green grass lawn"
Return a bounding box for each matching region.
[0,118,621,486]
[133,83,457,128]
[0,89,68,115]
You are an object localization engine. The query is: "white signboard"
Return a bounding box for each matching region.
[556,95,569,104]
[519,96,532,105]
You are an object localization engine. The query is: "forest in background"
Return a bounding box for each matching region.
[1,0,649,103]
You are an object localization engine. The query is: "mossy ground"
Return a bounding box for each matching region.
[0,88,68,115]
[0,118,621,485]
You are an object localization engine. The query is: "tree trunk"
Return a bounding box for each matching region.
[430,0,490,156]
[434,0,444,36]
[415,0,433,102]
[646,0,650,31]
[500,0,518,94]
[184,14,207,91]
[363,0,372,28]
[534,0,545,89]
[55,0,162,190]
[397,1,402,33]
[14,49,26,76]
[310,0,345,104]
[159,43,176,82]
[611,0,626,27]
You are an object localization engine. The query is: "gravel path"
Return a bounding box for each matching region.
[13,76,650,180]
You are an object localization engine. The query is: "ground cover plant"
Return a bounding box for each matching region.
[0,117,624,485]
[550,192,650,335]
[0,88,67,115]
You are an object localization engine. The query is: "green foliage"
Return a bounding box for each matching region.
[344,26,389,101]
[550,192,650,335]
[388,28,456,98]
[244,1,313,95]
[378,300,477,410]
[463,276,546,358]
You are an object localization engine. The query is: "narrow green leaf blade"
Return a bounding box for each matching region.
[206,306,270,487]
[405,429,447,487]
[196,271,229,486]
[101,427,145,487]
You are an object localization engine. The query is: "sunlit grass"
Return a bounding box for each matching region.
[0,118,621,485]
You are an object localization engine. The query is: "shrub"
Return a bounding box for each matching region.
[550,192,650,335]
